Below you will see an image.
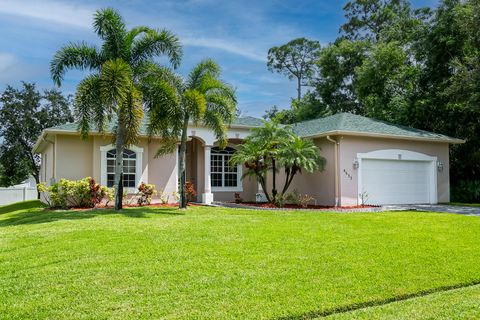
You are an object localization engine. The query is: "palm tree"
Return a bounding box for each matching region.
[230,139,271,202]
[247,122,291,200]
[231,123,325,204]
[277,135,326,195]
[146,59,237,209]
[50,8,182,210]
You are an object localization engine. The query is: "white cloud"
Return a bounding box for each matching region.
[0,0,92,29]
[0,0,272,62]
[182,37,266,62]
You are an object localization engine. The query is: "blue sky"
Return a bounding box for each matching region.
[0,0,437,117]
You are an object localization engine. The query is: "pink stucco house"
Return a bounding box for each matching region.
[33,113,464,206]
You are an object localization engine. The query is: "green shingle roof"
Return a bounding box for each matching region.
[230,116,264,127]
[46,112,462,143]
[292,112,461,142]
[48,116,264,135]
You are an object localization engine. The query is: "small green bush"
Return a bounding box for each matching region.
[38,177,109,209]
[284,190,300,206]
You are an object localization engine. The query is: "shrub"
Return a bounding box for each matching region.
[274,194,286,207]
[105,187,115,207]
[184,181,197,203]
[158,188,169,204]
[137,182,157,206]
[38,177,108,209]
[234,192,243,204]
[359,191,369,206]
[281,190,314,208]
[171,191,180,203]
[285,190,300,206]
[298,194,314,208]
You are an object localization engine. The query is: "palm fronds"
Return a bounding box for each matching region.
[50,42,102,86]
[131,29,182,68]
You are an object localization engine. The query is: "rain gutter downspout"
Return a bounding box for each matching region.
[326,136,339,207]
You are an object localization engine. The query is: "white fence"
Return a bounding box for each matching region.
[0,187,37,206]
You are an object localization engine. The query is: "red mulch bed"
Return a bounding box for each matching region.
[57,203,199,211]
[232,202,378,210]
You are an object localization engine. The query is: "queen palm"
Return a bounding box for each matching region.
[146,59,237,209]
[50,8,182,210]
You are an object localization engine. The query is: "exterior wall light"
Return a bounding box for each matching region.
[437,161,444,172]
[353,158,359,169]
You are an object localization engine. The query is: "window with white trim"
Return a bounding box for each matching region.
[106,149,137,188]
[211,147,241,190]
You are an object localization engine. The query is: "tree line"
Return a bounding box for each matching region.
[265,0,480,197]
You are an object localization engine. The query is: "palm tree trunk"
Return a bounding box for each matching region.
[258,173,271,203]
[271,157,277,201]
[178,113,189,209]
[282,168,297,196]
[114,122,125,210]
[281,168,291,195]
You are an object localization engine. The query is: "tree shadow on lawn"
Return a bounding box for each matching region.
[0,200,44,215]
[0,206,183,227]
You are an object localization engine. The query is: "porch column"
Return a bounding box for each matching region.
[202,145,214,204]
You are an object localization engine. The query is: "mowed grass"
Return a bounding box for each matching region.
[326,284,480,319]
[1,201,480,319]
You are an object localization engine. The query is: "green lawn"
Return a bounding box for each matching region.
[1,201,480,319]
[327,284,480,319]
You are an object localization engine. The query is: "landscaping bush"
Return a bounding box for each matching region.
[157,189,180,204]
[38,177,109,209]
[171,191,180,203]
[451,180,480,203]
[283,190,314,208]
[184,181,197,203]
[158,189,169,204]
[234,192,243,204]
[137,182,157,206]
[284,190,301,206]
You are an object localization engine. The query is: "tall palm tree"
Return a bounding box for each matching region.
[146,59,237,209]
[50,8,182,210]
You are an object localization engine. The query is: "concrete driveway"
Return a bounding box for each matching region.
[383,204,480,216]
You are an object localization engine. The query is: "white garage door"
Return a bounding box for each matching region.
[361,159,432,205]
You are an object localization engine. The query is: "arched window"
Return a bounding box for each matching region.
[106,149,137,187]
[211,146,241,191]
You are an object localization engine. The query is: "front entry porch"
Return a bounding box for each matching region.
[183,136,259,204]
